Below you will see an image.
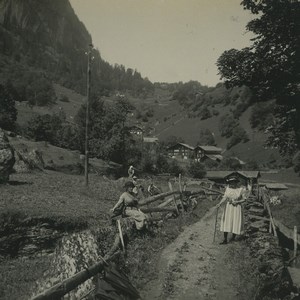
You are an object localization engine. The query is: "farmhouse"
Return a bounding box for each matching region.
[225,171,261,187]
[205,170,261,186]
[167,143,224,162]
[167,143,195,159]
[194,145,223,162]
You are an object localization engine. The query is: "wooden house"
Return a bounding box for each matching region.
[206,170,261,186]
[225,171,261,187]
[167,143,195,160]
[194,145,223,162]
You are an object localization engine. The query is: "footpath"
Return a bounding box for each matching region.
[141,207,255,300]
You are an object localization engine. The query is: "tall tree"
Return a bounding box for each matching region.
[217,0,300,154]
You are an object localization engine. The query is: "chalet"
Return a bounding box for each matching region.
[206,170,261,186]
[225,171,261,187]
[167,143,194,160]
[205,171,232,183]
[194,145,223,162]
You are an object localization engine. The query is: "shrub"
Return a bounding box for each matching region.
[168,160,185,176]
[188,161,206,178]
[199,107,212,120]
[244,160,259,170]
[197,129,216,146]
[250,102,274,130]
[0,83,17,131]
[218,114,238,138]
[227,126,249,149]
[59,95,69,102]
[219,157,242,170]
[203,159,219,170]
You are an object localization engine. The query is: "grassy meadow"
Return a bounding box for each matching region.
[0,169,218,299]
[0,171,120,226]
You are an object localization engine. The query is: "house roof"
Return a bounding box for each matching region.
[205,171,232,179]
[167,143,194,150]
[206,170,260,180]
[143,137,159,143]
[205,154,223,161]
[196,145,222,153]
[265,183,288,190]
[226,171,261,179]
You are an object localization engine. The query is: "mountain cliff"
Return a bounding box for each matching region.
[0,0,153,97]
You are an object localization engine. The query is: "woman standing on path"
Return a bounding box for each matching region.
[216,176,247,244]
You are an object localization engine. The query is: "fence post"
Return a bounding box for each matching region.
[294,226,298,266]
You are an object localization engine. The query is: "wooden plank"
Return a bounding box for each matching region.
[32,235,121,300]
[117,219,125,252]
[294,226,298,265]
[168,181,179,214]
[139,190,180,206]
[266,202,277,237]
[288,267,300,288]
[273,219,300,246]
[158,196,179,208]
[140,207,177,213]
[248,214,270,222]
[178,174,185,210]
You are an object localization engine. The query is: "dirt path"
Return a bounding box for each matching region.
[141,207,252,300]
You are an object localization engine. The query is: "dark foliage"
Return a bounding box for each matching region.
[188,161,206,179]
[0,83,18,131]
[217,0,300,153]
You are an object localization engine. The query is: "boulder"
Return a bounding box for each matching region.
[0,129,15,183]
[13,148,44,173]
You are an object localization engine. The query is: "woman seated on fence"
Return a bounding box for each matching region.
[216,176,248,244]
[111,181,148,230]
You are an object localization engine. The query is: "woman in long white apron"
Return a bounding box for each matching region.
[216,176,247,244]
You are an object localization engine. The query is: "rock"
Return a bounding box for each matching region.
[0,129,15,183]
[13,148,44,173]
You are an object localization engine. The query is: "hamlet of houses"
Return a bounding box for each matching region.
[167,142,224,163]
[128,126,246,166]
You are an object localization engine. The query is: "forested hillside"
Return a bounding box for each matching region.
[0,0,295,171]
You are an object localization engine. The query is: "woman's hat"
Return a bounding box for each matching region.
[124,181,135,189]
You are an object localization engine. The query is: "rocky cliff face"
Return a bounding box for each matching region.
[0,0,91,53]
[0,0,93,92]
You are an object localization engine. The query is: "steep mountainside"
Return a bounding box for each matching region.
[0,0,153,96]
[0,0,91,88]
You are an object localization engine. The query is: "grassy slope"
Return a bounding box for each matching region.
[15,81,282,165]
[0,172,120,224]
[9,136,82,167]
[16,84,85,126]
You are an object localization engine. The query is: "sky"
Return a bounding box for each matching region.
[69,0,254,87]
